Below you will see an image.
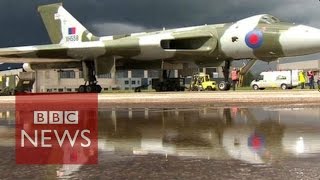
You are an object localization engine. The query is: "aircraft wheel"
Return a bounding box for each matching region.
[218,81,230,91]
[86,85,95,93]
[78,85,86,93]
[95,85,102,93]
[226,82,231,90]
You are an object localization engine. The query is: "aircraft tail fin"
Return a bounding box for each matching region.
[38,3,99,44]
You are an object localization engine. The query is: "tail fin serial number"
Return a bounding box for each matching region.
[66,35,79,42]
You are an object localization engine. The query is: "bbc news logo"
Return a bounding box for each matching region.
[16,94,98,164]
[33,111,79,124]
[21,111,91,148]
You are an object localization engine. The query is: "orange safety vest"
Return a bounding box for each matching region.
[231,70,239,81]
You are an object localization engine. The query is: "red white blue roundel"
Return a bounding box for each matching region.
[245,30,263,49]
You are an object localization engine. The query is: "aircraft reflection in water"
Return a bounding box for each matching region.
[1,107,320,165]
[98,107,320,164]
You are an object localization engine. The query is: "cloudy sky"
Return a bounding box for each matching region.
[0,0,320,70]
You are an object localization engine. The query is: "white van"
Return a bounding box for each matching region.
[250,70,300,90]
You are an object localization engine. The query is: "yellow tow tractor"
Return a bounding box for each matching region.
[190,73,217,91]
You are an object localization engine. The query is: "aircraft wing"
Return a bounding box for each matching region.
[0,41,107,63]
[0,29,217,63]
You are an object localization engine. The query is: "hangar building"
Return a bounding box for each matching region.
[0,63,223,92]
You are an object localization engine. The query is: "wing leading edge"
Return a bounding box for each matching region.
[0,41,107,63]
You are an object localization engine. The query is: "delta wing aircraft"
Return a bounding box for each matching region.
[1,3,320,92]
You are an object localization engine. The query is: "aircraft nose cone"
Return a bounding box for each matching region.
[279,25,320,56]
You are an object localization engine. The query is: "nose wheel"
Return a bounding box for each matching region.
[218,81,231,91]
[218,60,232,91]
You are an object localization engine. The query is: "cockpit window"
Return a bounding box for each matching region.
[260,15,280,24]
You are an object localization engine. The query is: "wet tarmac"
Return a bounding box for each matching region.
[0,106,320,179]
[2,91,320,108]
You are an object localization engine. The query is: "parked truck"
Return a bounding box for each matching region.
[250,70,300,90]
[0,75,17,95]
[152,78,185,92]
[0,72,35,95]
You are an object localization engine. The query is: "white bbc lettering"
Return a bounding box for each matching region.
[49,111,64,124]
[21,130,37,147]
[64,111,78,124]
[55,130,79,147]
[81,130,91,147]
[41,130,52,147]
[21,129,91,148]
[34,111,48,124]
[33,111,79,124]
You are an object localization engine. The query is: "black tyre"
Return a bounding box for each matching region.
[78,85,86,93]
[226,82,231,90]
[206,86,213,91]
[95,85,102,93]
[218,81,230,91]
[280,84,287,90]
[252,84,259,90]
[86,85,95,93]
[218,81,227,90]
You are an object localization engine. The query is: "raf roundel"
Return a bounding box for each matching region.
[245,29,263,49]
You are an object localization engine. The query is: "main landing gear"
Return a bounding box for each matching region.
[218,60,231,91]
[78,61,102,93]
[78,84,102,93]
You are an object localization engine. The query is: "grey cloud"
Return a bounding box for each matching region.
[91,22,148,36]
[1,0,320,44]
[270,0,320,27]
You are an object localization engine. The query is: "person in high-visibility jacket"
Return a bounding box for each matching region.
[307,70,315,89]
[231,68,240,91]
[298,71,306,89]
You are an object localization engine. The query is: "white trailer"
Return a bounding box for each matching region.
[250,70,300,90]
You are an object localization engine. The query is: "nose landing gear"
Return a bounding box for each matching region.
[218,60,231,91]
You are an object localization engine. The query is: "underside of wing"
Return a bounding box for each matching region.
[0,41,107,63]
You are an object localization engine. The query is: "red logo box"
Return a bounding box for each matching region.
[15,94,98,164]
